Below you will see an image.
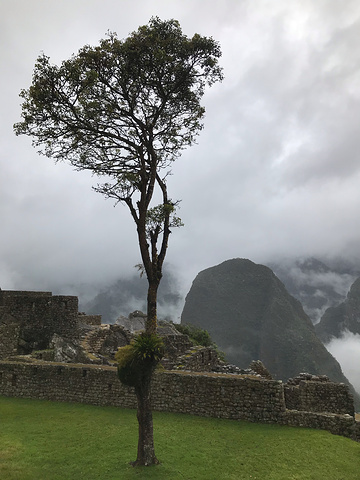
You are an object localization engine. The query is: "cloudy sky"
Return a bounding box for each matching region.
[2,0,360,299]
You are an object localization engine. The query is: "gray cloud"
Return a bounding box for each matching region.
[2,0,360,293]
[326,332,360,394]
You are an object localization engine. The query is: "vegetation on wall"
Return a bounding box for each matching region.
[172,323,213,347]
[170,322,224,360]
[115,333,164,387]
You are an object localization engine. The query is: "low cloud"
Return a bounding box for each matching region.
[326,331,360,395]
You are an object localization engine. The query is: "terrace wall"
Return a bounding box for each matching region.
[0,360,358,442]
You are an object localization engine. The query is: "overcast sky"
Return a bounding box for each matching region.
[2,0,360,299]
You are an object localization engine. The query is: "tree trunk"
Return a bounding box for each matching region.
[130,278,161,466]
[132,370,159,466]
[146,278,159,335]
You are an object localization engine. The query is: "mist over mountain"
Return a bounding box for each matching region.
[180,259,357,401]
[78,255,360,325]
[269,257,358,324]
[315,277,360,343]
[80,255,360,329]
[269,258,360,394]
[81,266,182,323]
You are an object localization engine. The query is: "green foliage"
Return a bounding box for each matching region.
[131,332,165,362]
[14,17,223,182]
[146,202,184,236]
[115,333,164,387]
[173,323,213,347]
[1,396,360,480]
[114,344,134,369]
[173,322,225,361]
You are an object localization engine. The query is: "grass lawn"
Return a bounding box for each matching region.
[0,396,359,480]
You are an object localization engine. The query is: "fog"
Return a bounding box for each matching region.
[2,1,360,294]
[326,332,360,394]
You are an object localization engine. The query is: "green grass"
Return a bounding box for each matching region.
[1,396,359,480]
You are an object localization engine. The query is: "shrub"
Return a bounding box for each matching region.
[172,323,213,347]
[115,333,164,387]
[172,323,226,361]
[131,332,165,363]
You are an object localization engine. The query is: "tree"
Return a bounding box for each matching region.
[14,17,223,465]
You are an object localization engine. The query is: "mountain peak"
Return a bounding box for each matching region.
[182,258,352,388]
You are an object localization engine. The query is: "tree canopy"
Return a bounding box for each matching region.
[16,19,222,166]
[14,17,223,333]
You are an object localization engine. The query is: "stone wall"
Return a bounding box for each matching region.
[161,334,193,359]
[0,290,81,357]
[284,373,355,416]
[51,295,79,338]
[0,361,284,422]
[285,381,354,416]
[282,410,360,441]
[78,314,102,326]
[0,360,358,441]
[0,361,135,408]
[174,346,222,372]
[0,323,19,359]
[82,325,132,360]
[154,371,285,423]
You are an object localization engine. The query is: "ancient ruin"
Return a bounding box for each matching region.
[0,288,359,442]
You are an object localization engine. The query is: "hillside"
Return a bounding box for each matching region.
[181,258,354,387]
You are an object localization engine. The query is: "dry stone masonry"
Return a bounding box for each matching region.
[0,289,97,356]
[0,288,359,442]
[285,373,354,416]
